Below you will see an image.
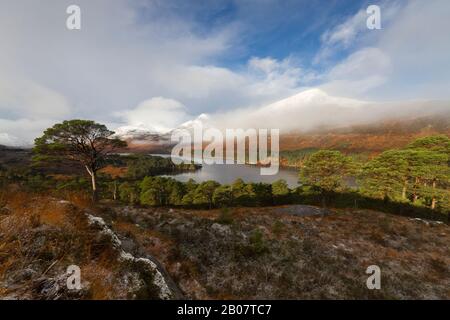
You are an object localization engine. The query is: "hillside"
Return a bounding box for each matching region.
[0,193,181,299]
[2,111,448,159]
[118,113,450,162]
[0,146,31,168]
[105,205,449,299]
[281,113,450,153]
[1,192,448,299]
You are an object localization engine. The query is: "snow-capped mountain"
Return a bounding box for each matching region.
[113,125,172,144]
[176,113,210,131]
[114,88,450,147]
[201,88,449,133]
[114,113,211,145]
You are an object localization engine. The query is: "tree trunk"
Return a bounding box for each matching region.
[113,181,117,201]
[431,180,437,210]
[91,171,98,202]
[402,180,407,200]
[412,177,419,203]
[86,166,98,202]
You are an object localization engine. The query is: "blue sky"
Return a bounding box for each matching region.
[134,0,375,70]
[0,0,449,145]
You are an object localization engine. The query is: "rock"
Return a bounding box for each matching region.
[32,235,47,250]
[121,238,138,253]
[87,214,123,249]
[167,218,179,226]
[274,205,332,217]
[119,272,147,299]
[211,223,231,236]
[410,218,444,227]
[134,216,146,226]
[175,224,186,233]
[86,212,182,299]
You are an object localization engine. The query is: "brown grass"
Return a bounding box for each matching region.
[114,221,173,257]
[81,262,117,300]
[99,165,128,178]
[0,190,129,299]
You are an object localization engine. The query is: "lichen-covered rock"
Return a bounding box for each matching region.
[0,197,183,300]
[211,223,231,236]
[86,213,179,299]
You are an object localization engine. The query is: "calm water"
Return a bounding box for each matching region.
[152,154,300,188]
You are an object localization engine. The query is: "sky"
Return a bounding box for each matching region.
[0,0,449,145]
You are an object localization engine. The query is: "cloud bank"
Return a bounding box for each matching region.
[0,0,449,145]
[174,89,449,136]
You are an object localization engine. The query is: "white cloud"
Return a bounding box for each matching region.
[322,10,367,48]
[118,97,190,133]
[246,57,302,97]
[0,118,57,146]
[115,55,305,133]
[314,9,367,64]
[176,88,449,136]
[0,133,20,146]
[321,47,391,97]
[374,0,450,100]
[0,0,310,145]
[1,0,449,146]
[249,57,281,74]
[315,0,450,101]
[315,1,401,64]
[328,48,390,80]
[0,75,71,119]
[0,0,235,144]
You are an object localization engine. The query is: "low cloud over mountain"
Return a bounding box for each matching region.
[115,88,449,143]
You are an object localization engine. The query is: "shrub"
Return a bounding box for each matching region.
[236,229,269,258]
[213,185,233,207]
[216,207,233,225]
[118,182,139,204]
[272,221,285,236]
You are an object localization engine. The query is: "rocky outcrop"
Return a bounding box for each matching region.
[0,198,183,300]
[272,205,332,217]
[86,214,182,299]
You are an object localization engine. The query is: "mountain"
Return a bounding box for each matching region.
[0,145,32,168]
[112,125,172,153]
[113,114,211,152]
[113,125,170,141]
[176,113,210,131]
[205,88,450,133]
[280,113,450,159]
[115,89,450,153]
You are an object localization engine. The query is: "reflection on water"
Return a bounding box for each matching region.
[152,154,299,188]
